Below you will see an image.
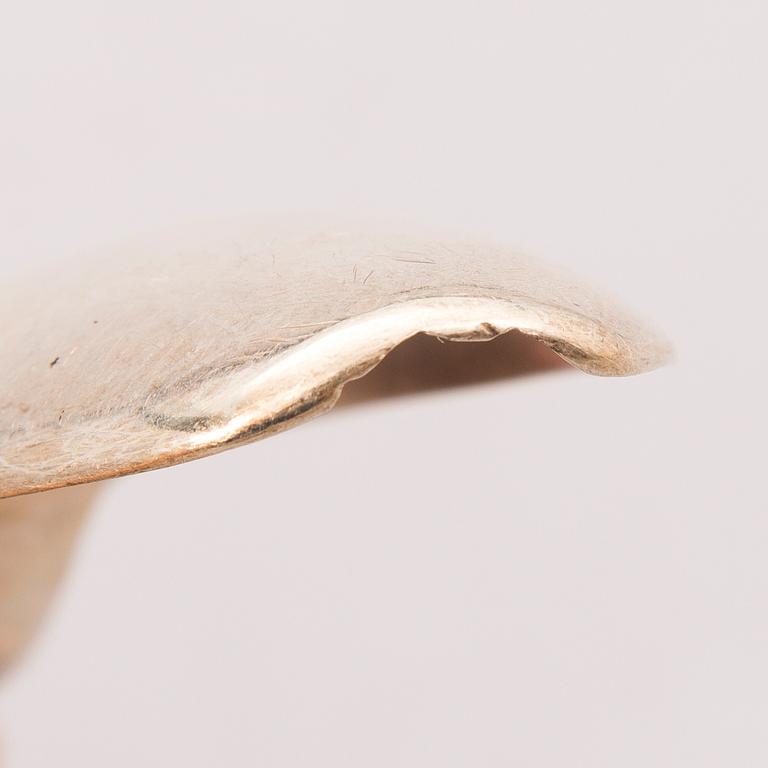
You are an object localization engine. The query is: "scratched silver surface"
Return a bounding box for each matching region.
[0,224,668,498]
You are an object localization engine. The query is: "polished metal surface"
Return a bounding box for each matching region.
[0,223,669,499]
[0,222,670,670]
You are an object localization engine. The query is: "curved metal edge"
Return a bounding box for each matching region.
[1,295,669,499]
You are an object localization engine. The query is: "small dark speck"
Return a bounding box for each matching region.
[93,319,99,324]
[49,356,60,368]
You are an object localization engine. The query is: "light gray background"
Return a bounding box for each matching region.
[1,1,766,766]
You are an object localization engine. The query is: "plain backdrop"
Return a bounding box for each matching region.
[0,1,766,766]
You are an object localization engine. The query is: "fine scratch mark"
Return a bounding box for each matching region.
[0,455,42,477]
[362,269,374,285]
[352,264,358,282]
[282,321,334,330]
[391,256,436,265]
